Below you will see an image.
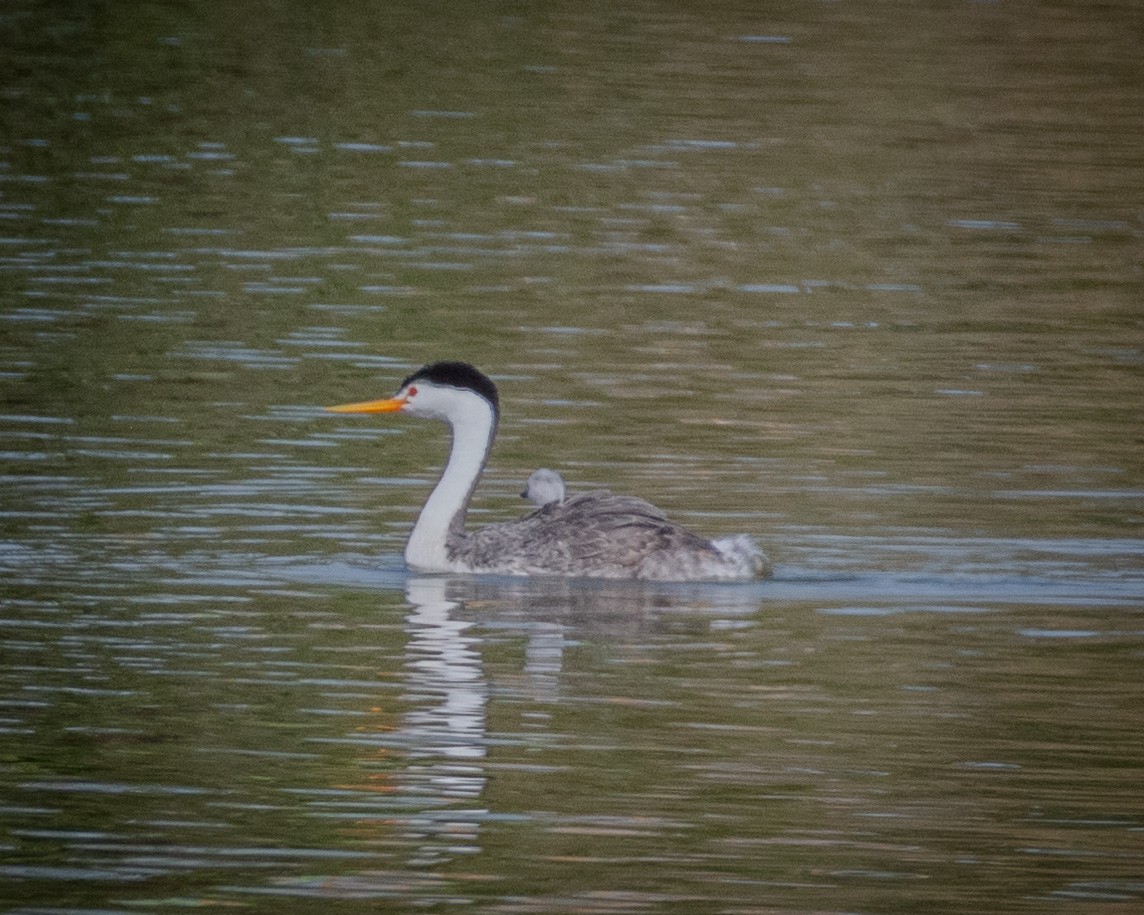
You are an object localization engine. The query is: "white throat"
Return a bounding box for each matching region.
[404,391,496,572]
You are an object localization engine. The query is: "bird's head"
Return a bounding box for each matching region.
[326,360,500,425]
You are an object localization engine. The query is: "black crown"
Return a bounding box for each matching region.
[401,361,500,415]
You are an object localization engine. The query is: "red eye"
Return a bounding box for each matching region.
[407,386,418,396]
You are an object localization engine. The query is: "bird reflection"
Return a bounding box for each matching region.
[397,577,488,865]
[404,577,487,764]
[523,621,566,703]
[336,571,764,869]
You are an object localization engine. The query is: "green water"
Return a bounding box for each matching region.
[2,0,1142,912]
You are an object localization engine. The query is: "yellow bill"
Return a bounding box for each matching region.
[325,395,406,414]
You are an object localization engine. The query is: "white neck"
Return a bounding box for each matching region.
[404,393,496,572]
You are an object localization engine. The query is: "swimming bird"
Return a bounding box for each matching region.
[522,468,566,506]
[327,361,769,581]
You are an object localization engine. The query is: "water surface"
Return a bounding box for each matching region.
[2,1,1143,912]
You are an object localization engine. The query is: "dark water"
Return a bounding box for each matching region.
[2,1,1143,912]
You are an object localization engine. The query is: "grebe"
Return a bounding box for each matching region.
[327,361,769,581]
[522,468,566,506]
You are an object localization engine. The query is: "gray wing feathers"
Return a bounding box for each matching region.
[452,490,756,580]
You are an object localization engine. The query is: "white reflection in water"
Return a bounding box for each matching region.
[399,577,488,864]
[404,577,487,766]
[523,621,566,703]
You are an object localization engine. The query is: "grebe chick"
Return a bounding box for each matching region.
[521,468,566,506]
